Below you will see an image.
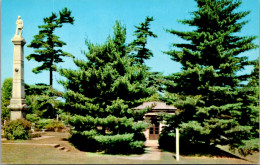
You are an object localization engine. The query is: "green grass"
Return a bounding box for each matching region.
[2,144,257,164]
[1,131,258,164]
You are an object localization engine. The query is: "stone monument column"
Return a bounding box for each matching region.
[8,16,28,120]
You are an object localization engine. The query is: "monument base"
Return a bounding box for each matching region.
[8,101,28,121]
[10,110,26,121]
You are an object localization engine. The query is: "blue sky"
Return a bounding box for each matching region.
[1,0,259,92]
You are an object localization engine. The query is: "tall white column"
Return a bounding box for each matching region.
[8,16,28,120]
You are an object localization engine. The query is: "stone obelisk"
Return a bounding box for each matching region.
[8,16,28,120]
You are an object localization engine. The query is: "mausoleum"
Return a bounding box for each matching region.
[133,101,177,140]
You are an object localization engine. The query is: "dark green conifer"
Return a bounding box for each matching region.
[130,17,162,93]
[161,0,258,155]
[59,21,155,154]
[26,8,74,87]
[25,84,63,118]
[129,16,157,64]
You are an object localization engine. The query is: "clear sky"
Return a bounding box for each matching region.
[1,0,259,92]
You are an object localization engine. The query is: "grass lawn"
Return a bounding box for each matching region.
[1,132,259,164]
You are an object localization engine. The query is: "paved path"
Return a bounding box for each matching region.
[31,136,54,140]
[2,143,58,147]
[120,140,161,160]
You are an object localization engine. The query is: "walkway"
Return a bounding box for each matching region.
[120,140,161,160]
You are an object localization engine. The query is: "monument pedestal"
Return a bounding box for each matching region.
[8,23,28,120]
[10,110,27,121]
[8,98,28,120]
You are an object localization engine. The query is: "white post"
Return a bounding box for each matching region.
[176,128,179,161]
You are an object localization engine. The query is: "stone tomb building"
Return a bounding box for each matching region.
[133,101,177,140]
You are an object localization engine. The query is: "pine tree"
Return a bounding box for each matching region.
[26,8,74,87]
[161,0,258,155]
[248,58,259,87]
[234,58,259,156]
[25,84,63,118]
[59,21,155,154]
[129,16,157,64]
[129,17,162,93]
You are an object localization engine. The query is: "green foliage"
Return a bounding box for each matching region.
[25,83,49,95]
[25,84,63,118]
[162,0,259,156]
[95,133,134,154]
[128,17,162,95]
[26,114,41,123]
[4,119,31,140]
[248,58,259,87]
[69,130,98,151]
[129,141,145,154]
[59,21,154,154]
[44,120,65,131]
[35,119,54,129]
[158,131,175,151]
[245,59,259,134]
[237,138,259,157]
[129,16,157,64]
[34,118,64,131]
[26,114,65,131]
[1,78,13,121]
[26,8,74,86]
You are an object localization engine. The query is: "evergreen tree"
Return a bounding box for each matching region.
[248,58,259,87]
[25,84,63,118]
[59,21,155,154]
[234,58,259,156]
[129,16,157,64]
[1,78,13,121]
[26,8,74,87]
[161,0,258,155]
[129,17,163,93]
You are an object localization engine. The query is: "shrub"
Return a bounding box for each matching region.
[35,119,54,130]
[69,130,98,151]
[159,130,192,152]
[69,130,146,154]
[129,141,145,154]
[26,114,41,123]
[34,119,65,131]
[29,133,42,138]
[133,132,146,141]
[59,113,70,125]
[158,131,175,151]
[237,138,259,157]
[45,121,65,131]
[95,133,135,154]
[4,119,31,140]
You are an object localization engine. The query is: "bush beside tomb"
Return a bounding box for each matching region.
[4,119,32,140]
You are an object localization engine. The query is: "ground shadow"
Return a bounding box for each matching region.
[161,143,244,159]
[61,137,69,141]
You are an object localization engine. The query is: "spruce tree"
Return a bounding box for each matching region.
[26,8,74,87]
[129,16,157,64]
[161,0,258,154]
[59,21,155,154]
